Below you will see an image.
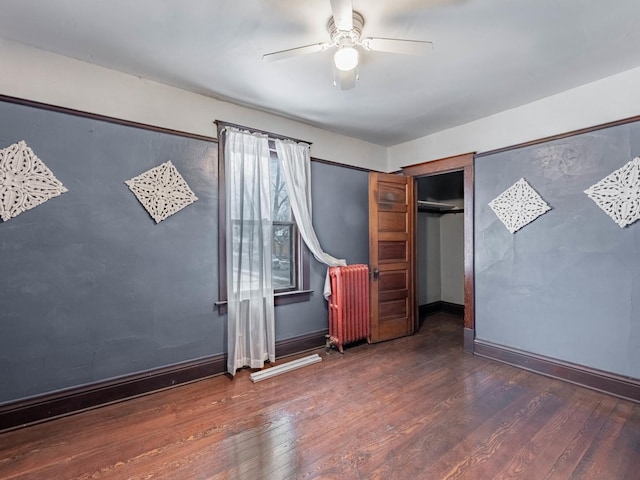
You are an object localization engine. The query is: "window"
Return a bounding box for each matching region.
[216,122,310,309]
[270,154,297,291]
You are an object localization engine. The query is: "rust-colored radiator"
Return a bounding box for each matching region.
[328,264,370,353]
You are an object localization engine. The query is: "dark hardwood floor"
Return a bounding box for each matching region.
[1,313,638,479]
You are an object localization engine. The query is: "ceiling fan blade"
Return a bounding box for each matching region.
[362,37,433,55]
[329,0,353,31]
[262,43,328,62]
[336,68,357,90]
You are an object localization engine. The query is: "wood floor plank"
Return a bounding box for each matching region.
[568,399,635,480]
[415,374,560,479]
[0,313,638,480]
[490,384,603,480]
[541,395,618,480]
[307,366,532,479]
[615,403,640,479]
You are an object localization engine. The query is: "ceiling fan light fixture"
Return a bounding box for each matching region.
[334,46,359,71]
[262,6,432,89]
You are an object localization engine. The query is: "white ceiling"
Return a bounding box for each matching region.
[1,0,639,147]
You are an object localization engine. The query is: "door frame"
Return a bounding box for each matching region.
[402,152,475,353]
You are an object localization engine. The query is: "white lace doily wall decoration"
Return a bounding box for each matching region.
[489,178,551,234]
[584,157,640,228]
[125,160,198,224]
[0,140,68,222]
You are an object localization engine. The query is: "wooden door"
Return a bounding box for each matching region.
[369,172,416,343]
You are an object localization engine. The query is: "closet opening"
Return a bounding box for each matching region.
[416,170,465,335]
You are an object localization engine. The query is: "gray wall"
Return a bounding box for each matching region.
[417,213,441,305]
[417,173,464,306]
[0,100,370,404]
[475,122,640,380]
[440,206,464,304]
[417,207,464,306]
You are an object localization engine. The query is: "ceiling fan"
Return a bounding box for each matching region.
[262,0,434,90]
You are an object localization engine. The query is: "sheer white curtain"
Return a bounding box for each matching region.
[275,139,346,298]
[225,128,275,376]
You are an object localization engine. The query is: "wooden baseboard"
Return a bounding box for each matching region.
[420,301,464,317]
[0,355,226,433]
[419,302,442,317]
[0,330,328,433]
[474,339,640,403]
[275,330,328,358]
[442,302,464,316]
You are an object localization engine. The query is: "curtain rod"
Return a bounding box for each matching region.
[214,120,312,146]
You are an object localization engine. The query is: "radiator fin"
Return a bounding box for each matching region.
[328,264,370,353]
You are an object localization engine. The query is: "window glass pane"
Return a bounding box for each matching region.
[270,155,296,292]
[231,221,264,294]
[271,156,291,222]
[273,223,295,290]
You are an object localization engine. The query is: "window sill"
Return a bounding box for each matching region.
[274,289,314,305]
[215,289,313,314]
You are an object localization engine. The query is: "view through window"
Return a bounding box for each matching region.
[270,154,297,291]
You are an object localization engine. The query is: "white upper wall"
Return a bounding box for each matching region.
[388,66,640,171]
[3,38,640,173]
[0,39,388,172]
